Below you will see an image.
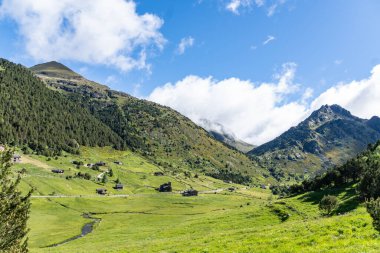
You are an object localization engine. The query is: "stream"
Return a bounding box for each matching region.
[45,213,101,248]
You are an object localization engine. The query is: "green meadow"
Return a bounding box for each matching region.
[13,147,380,253]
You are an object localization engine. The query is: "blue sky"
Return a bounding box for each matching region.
[1,0,380,144]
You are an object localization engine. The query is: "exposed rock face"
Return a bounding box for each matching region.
[249,105,380,180]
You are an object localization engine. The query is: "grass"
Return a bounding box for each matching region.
[13,147,380,252]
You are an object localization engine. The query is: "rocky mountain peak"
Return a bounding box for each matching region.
[30,61,82,79]
[303,104,355,129]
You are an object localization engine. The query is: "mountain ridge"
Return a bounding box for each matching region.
[29,61,271,184]
[199,119,255,153]
[249,104,380,181]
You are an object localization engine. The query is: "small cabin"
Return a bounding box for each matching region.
[96,161,106,166]
[154,172,164,176]
[51,169,64,174]
[157,182,172,192]
[261,184,267,189]
[114,161,123,165]
[182,189,198,197]
[114,184,124,190]
[13,155,21,163]
[228,187,235,192]
[96,188,107,195]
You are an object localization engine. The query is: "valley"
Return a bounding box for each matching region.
[10,146,380,253]
[1,2,380,252]
[1,57,380,252]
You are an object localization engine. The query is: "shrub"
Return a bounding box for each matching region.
[102,174,108,184]
[319,195,338,215]
[366,198,380,232]
[269,204,290,222]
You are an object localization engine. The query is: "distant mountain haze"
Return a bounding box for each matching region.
[199,119,255,153]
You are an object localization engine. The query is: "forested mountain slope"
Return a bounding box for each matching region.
[0,59,124,155]
[30,61,270,184]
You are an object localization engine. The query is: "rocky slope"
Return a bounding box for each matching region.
[249,104,380,181]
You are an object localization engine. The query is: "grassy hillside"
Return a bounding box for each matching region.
[0,59,124,155]
[30,61,270,184]
[249,105,380,182]
[9,146,380,252]
[274,140,380,198]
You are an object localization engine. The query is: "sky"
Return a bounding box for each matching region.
[1,0,380,145]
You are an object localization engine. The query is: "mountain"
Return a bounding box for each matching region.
[248,104,380,181]
[0,58,124,155]
[30,61,270,184]
[31,61,110,99]
[30,61,82,79]
[199,119,255,153]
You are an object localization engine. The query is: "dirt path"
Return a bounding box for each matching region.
[20,156,52,169]
[30,188,228,199]
[31,194,130,198]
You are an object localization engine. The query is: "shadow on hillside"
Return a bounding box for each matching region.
[296,183,360,213]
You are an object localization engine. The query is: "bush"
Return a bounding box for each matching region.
[366,198,380,232]
[319,195,338,215]
[269,204,290,222]
[102,174,108,184]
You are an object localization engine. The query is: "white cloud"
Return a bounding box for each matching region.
[176,37,195,55]
[301,87,313,103]
[148,62,308,145]
[310,65,380,119]
[105,75,118,85]
[250,45,258,50]
[267,0,286,17]
[0,0,165,72]
[263,35,276,45]
[225,0,254,14]
[225,0,287,16]
[255,0,265,7]
[148,63,380,146]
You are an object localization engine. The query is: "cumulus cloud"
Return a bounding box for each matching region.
[148,64,380,146]
[310,65,380,119]
[148,63,309,145]
[0,0,165,72]
[176,37,195,55]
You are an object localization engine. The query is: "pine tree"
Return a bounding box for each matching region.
[0,149,32,252]
[102,174,108,184]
